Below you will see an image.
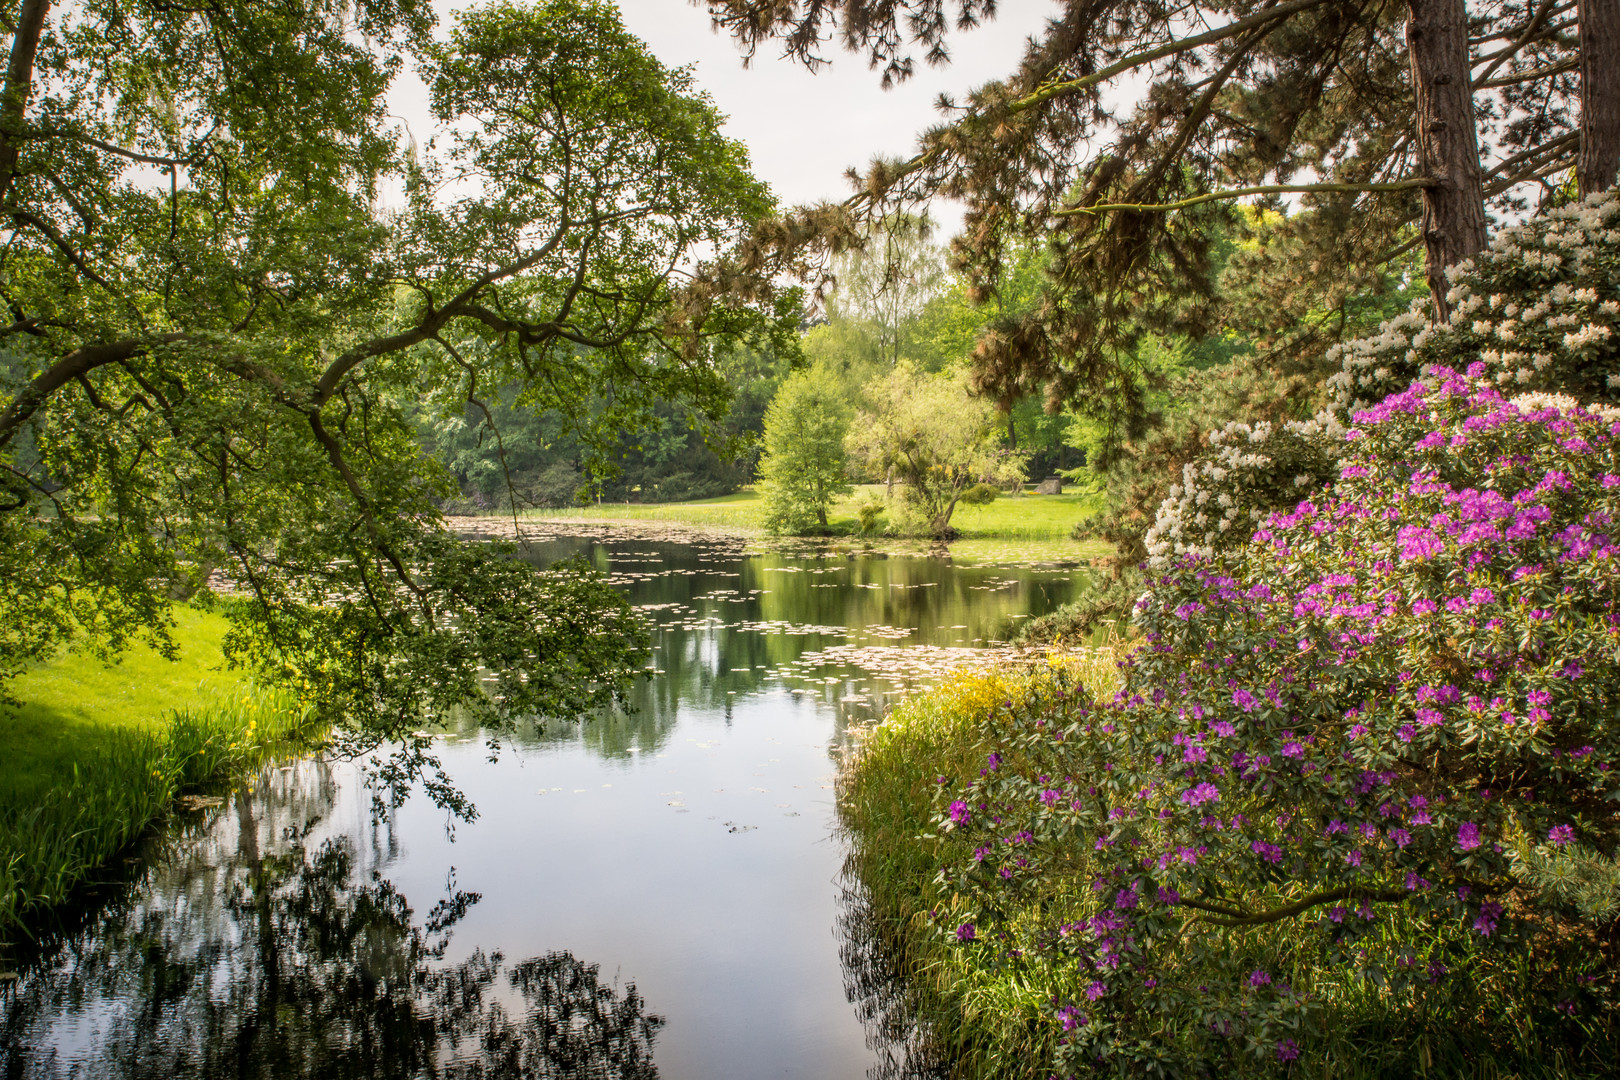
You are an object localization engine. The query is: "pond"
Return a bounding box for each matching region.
[0,522,1094,1079]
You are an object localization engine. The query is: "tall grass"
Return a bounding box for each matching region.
[0,688,316,947]
[838,649,1125,1079]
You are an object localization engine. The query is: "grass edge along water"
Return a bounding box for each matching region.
[837,650,1125,1079]
[0,688,318,952]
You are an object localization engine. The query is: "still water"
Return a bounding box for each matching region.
[0,522,1092,1079]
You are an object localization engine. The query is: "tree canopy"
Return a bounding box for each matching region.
[709,0,1618,442]
[0,0,796,799]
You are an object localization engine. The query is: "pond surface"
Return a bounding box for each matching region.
[0,523,1092,1080]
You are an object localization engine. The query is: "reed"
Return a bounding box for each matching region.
[0,688,316,947]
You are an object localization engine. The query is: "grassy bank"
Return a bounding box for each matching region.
[0,606,316,948]
[838,653,1125,1078]
[521,484,1106,543]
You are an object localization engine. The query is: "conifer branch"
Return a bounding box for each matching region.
[841,0,1333,210]
[1007,0,1335,116]
[1051,179,1434,217]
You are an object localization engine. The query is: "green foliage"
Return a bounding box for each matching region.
[925,374,1620,1075]
[847,363,1026,537]
[1146,192,1620,573]
[1328,191,1620,416]
[0,0,794,801]
[0,688,315,947]
[957,482,999,507]
[758,365,853,533]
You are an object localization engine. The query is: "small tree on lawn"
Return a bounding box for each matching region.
[759,366,854,533]
[847,363,1025,537]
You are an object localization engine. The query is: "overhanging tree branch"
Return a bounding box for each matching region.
[0,334,187,448]
[1008,0,1336,117]
[1051,179,1434,217]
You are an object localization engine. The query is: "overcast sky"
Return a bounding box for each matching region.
[391,1,1063,233]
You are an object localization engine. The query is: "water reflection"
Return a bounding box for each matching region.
[0,761,663,1080]
[3,524,1093,1079]
[495,524,1090,759]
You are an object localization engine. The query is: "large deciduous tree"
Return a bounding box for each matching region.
[708,0,1617,434]
[0,0,793,801]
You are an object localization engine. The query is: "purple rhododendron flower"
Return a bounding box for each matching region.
[1249,970,1272,988]
[1457,821,1482,850]
[949,800,972,825]
[1086,981,1106,1001]
[1180,782,1221,807]
[1549,824,1575,846]
[1474,901,1503,937]
[956,923,976,942]
[1232,688,1259,712]
[1278,1039,1301,1062]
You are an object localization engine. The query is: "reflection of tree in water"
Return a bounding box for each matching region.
[835,865,948,1080]
[0,837,662,1080]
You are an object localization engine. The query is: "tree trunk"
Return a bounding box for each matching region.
[0,0,51,207]
[1578,0,1620,196]
[1406,0,1487,323]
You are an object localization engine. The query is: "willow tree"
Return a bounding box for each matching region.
[0,0,794,802]
[709,0,1618,443]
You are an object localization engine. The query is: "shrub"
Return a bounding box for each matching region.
[759,366,853,534]
[959,482,1001,507]
[929,368,1620,1074]
[1144,188,1620,572]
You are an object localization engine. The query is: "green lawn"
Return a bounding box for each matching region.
[523,484,1106,543]
[1,607,251,805]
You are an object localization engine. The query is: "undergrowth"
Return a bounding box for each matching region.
[838,651,1126,1078]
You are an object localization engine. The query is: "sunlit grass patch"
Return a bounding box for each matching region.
[0,609,318,949]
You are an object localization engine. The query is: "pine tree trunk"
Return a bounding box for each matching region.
[1578,0,1620,196]
[1407,0,1488,324]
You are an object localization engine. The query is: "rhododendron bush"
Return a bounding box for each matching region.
[1145,189,1620,571]
[934,368,1620,1072]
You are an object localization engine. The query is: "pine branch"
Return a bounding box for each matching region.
[1475,56,1577,90]
[1472,0,1562,86]
[1007,0,1336,117]
[841,0,1335,210]
[1051,179,1433,217]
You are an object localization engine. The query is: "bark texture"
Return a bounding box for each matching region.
[1578,0,1620,196]
[1407,0,1488,323]
[0,0,51,206]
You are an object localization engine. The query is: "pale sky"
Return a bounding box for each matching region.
[391,0,1064,231]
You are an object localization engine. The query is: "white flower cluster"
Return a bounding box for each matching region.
[1143,412,1347,568]
[1143,189,1620,574]
[1509,391,1620,424]
[1325,189,1620,418]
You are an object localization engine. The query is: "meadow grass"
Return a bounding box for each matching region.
[0,607,316,950]
[521,484,1107,544]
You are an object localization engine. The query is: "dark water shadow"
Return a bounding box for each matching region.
[0,763,663,1080]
